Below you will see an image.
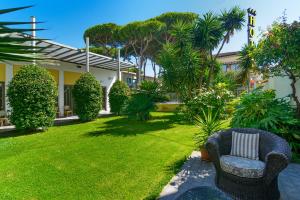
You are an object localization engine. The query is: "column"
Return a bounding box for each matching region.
[58,70,64,117]
[5,63,13,113]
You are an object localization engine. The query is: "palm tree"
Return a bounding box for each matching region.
[193,12,224,87]
[194,7,246,86]
[194,12,224,53]
[237,44,257,91]
[216,6,246,57]
[0,6,44,62]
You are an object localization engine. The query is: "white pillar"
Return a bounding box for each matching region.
[58,70,64,117]
[117,48,121,81]
[5,63,13,113]
[86,37,89,72]
[31,16,36,65]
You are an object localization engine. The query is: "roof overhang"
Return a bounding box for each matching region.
[36,40,135,71]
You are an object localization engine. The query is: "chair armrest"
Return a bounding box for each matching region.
[264,151,290,184]
[206,136,221,170]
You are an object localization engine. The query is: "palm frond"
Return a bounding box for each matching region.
[0,6,46,62]
[0,6,33,15]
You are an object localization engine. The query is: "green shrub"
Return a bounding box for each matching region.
[231,88,297,131]
[231,88,300,160]
[109,80,130,115]
[125,81,167,121]
[140,81,168,102]
[185,84,233,121]
[73,73,102,121]
[126,92,155,121]
[7,65,57,130]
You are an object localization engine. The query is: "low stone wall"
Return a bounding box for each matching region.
[156,103,181,112]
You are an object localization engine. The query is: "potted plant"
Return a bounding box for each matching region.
[194,107,223,161]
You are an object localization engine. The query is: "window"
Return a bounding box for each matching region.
[226,64,232,71]
[222,64,227,72]
[0,82,5,111]
[64,85,74,112]
[126,78,132,85]
[232,64,239,71]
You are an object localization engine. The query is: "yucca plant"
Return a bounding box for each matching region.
[0,6,45,62]
[194,107,223,149]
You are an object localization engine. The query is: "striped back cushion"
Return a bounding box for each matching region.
[230,131,259,160]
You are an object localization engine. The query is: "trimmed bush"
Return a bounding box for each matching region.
[109,80,130,115]
[7,65,57,130]
[73,73,102,121]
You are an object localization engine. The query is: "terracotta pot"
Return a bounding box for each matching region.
[200,148,211,161]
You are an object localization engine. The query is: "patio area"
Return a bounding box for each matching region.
[159,151,300,200]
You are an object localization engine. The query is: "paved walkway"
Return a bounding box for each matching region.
[159,151,300,200]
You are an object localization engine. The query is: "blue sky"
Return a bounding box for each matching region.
[1,0,299,75]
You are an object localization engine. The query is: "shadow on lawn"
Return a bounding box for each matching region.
[0,129,40,139]
[85,113,187,137]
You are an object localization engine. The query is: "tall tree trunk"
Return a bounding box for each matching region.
[207,32,230,87]
[137,57,143,86]
[143,61,147,80]
[289,73,300,117]
[207,52,214,87]
[151,61,157,81]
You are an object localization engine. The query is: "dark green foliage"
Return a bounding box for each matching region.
[7,65,57,130]
[126,92,154,121]
[109,80,130,115]
[125,81,167,121]
[158,22,201,101]
[83,23,120,57]
[139,81,168,102]
[73,73,102,121]
[231,88,300,159]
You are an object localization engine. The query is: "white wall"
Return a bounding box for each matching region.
[264,76,300,106]
[90,67,117,112]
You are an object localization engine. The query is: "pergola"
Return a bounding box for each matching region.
[35,40,134,71]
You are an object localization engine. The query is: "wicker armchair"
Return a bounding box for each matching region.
[206,128,291,200]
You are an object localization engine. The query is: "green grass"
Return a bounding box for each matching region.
[0,112,198,200]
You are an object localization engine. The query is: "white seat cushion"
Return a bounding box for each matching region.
[220,155,265,178]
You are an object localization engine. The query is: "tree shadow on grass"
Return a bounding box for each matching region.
[85,113,189,137]
[0,129,41,139]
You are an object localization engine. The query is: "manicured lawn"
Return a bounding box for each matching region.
[0,112,198,200]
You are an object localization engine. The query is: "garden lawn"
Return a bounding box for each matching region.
[0,112,198,200]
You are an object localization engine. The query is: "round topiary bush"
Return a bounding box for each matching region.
[73,73,102,121]
[109,80,130,115]
[7,65,57,130]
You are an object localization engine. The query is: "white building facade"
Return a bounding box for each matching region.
[0,40,134,117]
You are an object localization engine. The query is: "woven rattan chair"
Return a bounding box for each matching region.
[206,128,291,200]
